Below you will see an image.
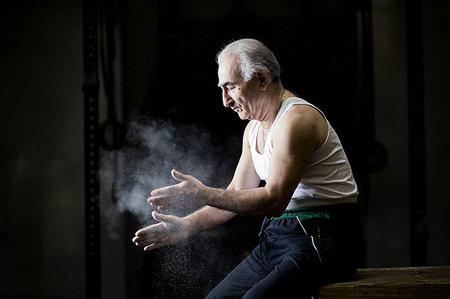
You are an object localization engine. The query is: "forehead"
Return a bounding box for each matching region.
[217,55,241,86]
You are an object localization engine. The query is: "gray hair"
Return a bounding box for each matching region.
[216,39,281,84]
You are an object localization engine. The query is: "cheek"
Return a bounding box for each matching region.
[235,88,247,102]
[230,90,242,103]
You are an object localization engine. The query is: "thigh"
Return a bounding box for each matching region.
[243,251,323,299]
[205,245,268,299]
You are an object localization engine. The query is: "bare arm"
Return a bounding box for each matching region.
[133,122,262,250]
[203,105,326,216]
[176,121,262,233]
[149,105,327,217]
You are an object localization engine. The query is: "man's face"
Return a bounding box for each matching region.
[217,55,260,120]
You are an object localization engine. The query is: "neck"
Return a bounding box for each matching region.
[259,86,287,129]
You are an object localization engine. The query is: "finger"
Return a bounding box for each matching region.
[135,227,151,236]
[134,222,163,237]
[171,169,189,182]
[135,236,160,247]
[150,185,175,196]
[133,232,164,247]
[152,211,177,224]
[148,197,174,210]
[133,233,155,242]
[134,238,148,246]
[133,234,150,245]
[144,243,162,251]
[148,195,166,206]
[151,210,162,221]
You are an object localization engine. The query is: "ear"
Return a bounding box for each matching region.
[256,71,269,91]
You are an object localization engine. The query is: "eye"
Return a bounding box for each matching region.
[227,85,236,91]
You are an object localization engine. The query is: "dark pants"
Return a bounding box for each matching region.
[206,203,362,299]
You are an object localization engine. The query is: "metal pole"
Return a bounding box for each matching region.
[356,0,375,267]
[83,0,101,297]
[406,0,428,266]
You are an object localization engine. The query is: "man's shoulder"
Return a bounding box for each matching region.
[273,103,328,147]
[279,104,323,128]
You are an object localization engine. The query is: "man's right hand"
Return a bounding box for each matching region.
[132,211,190,251]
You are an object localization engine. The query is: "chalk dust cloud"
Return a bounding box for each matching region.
[100,116,241,235]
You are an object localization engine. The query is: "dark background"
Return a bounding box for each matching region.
[1,0,449,298]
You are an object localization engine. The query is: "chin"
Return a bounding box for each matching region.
[237,113,249,120]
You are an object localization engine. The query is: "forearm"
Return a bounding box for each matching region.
[184,205,236,234]
[203,186,285,217]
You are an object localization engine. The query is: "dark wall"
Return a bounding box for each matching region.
[367,0,450,267]
[0,1,85,298]
[423,0,450,267]
[0,0,449,298]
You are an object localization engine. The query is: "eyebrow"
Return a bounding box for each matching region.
[217,81,233,88]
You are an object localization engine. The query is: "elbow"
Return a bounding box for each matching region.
[264,196,289,217]
[261,185,293,217]
[254,187,290,217]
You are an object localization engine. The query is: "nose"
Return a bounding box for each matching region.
[222,89,233,107]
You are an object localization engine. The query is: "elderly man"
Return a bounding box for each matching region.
[132,38,361,298]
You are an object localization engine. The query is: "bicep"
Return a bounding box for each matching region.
[265,107,324,206]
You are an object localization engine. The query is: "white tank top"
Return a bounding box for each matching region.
[249,97,358,209]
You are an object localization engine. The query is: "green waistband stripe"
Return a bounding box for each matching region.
[270,207,331,221]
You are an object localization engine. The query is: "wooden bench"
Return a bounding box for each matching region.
[318,266,450,298]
